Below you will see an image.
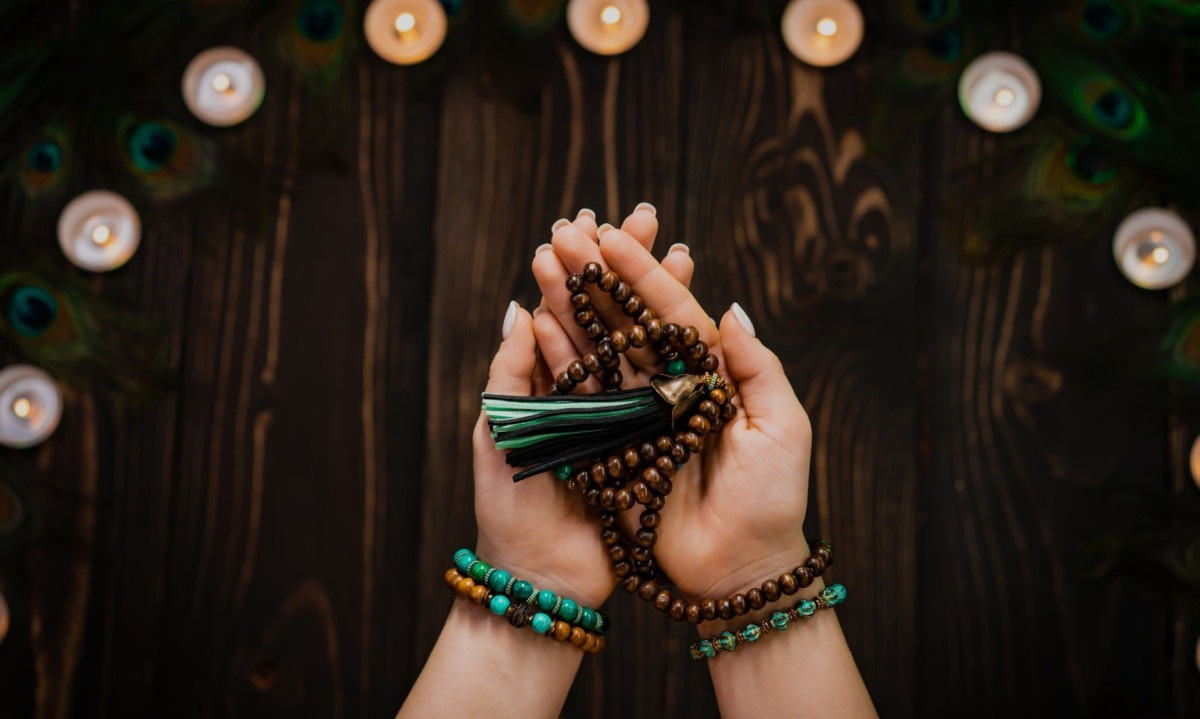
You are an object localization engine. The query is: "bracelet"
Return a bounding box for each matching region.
[453,549,608,634]
[444,567,607,653]
[689,583,848,660]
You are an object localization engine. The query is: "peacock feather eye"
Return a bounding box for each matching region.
[1065,138,1118,186]
[1082,0,1128,39]
[924,27,963,62]
[296,0,344,41]
[1068,75,1148,139]
[900,27,967,84]
[19,128,71,198]
[128,121,178,173]
[118,116,214,198]
[27,140,62,173]
[4,284,59,340]
[502,0,564,37]
[894,0,958,32]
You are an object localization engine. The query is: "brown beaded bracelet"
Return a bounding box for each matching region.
[443,568,607,654]
[689,583,848,660]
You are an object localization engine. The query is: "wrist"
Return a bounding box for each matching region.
[474,538,613,608]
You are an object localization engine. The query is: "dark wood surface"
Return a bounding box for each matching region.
[0,2,1195,717]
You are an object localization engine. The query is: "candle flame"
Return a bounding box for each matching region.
[601,5,622,25]
[91,224,112,246]
[395,12,416,33]
[211,72,233,93]
[993,87,1016,107]
[815,17,838,37]
[1151,246,1171,264]
[12,398,31,419]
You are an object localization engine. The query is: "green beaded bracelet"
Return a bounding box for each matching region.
[689,584,847,660]
[453,548,609,634]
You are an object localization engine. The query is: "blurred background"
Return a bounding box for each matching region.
[2,0,1199,716]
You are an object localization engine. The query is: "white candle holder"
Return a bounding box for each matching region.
[566,0,650,56]
[1112,208,1195,290]
[0,365,63,449]
[780,0,864,67]
[57,190,141,272]
[364,0,448,65]
[182,47,265,127]
[958,51,1041,132]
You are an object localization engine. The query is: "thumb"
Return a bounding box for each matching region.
[484,301,536,396]
[717,303,801,427]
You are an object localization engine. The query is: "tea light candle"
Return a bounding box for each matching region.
[780,0,864,67]
[0,365,63,449]
[0,590,7,646]
[958,51,1041,132]
[1112,208,1195,290]
[57,190,141,272]
[566,0,650,56]
[182,47,265,127]
[1190,434,1200,490]
[364,0,448,65]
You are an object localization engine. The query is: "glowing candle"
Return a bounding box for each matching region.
[0,365,63,449]
[1113,208,1195,290]
[567,0,650,56]
[958,52,1041,132]
[364,0,448,66]
[182,47,265,127]
[781,0,864,67]
[57,190,141,272]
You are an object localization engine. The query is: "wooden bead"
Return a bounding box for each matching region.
[605,457,624,478]
[658,478,673,496]
[470,585,490,604]
[732,594,749,616]
[603,369,623,387]
[638,442,657,463]
[590,463,607,484]
[646,495,665,511]
[644,318,663,341]
[567,360,588,382]
[596,339,616,361]
[444,568,462,587]
[681,432,703,453]
[552,620,572,641]
[654,456,676,477]
[688,415,711,435]
[631,481,652,504]
[780,573,800,595]
[680,325,699,347]
[615,489,635,511]
[687,341,708,361]
[621,575,641,593]
[709,388,727,405]
[590,637,606,654]
[584,488,600,505]
[640,467,662,491]
[747,588,766,610]
[634,528,657,548]
[610,330,629,352]
[555,373,576,393]
[685,604,702,624]
[717,598,735,620]
[722,402,737,420]
[601,528,620,545]
[585,322,605,340]
[623,296,643,316]
[571,292,592,309]
[613,560,631,577]
[609,544,627,562]
[669,598,687,621]
[762,580,781,602]
[454,577,475,598]
[663,323,681,343]
[813,544,833,565]
[654,590,673,611]
[699,399,719,420]
[598,270,618,292]
[637,580,658,601]
[639,509,660,528]
[805,555,827,575]
[631,545,653,563]
[581,633,596,652]
[701,355,719,372]
[700,599,717,621]
[669,444,687,462]
[793,566,815,587]
[599,488,616,508]
[566,273,584,292]
[600,511,618,527]
[654,435,674,454]
[569,626,587,646]
[611,282,632,303]
[583,262,602,282]
[574,308,595,327]
[622,447,640,469]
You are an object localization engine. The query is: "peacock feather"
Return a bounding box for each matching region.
[17,124,72,200]
[280,0,352,88]
[500,0,564,38]
[118,116,217,200]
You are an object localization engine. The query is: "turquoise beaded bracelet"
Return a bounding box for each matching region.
[453,549,609,635]
[689,584,848,660]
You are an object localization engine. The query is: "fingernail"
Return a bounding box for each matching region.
[502,301,518,340]
[535,243,553,255]
[577,208,596,221]
[532,306,543,317]
[551,218,570,233]
[635,202,657,217]
[731,302,755,338]
[668,242,690,256]
[597,223,614,237]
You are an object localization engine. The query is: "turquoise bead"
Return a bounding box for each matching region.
[699,640,716,658]
[536,589,558,611]
[489,595,511,616]
[796,599,816,618]
[469,561,491,582]
[511,580,534,601]
[821,583,847,606]
[531,612,553,634]
[667,359,686,375]
[580,608,597,630]
[716,631,737,652]
[454,549,475,573]
[743,624,761,642]
[488,569,512,593]
[559,598,579,621]
[555,464,573,480]
[770,611,789,630]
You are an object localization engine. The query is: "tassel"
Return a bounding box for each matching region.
[483,374,717,482]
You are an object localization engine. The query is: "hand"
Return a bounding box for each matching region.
[533,213,814,609]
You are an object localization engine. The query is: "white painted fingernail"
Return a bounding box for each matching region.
[668,243,690,256]
[635,202,657,217]
[577,208,596,221]
[535,243,553,255]
[502,301,518,340]
[731,302,755,338]
[597,223,614,236]
[551,218,570,233]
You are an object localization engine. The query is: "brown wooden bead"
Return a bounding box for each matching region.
[639,509,660,528]
[681,432,703,453]
[470,585,490,605]
[454,577,475,598]
[652,590,673,612]
[663,323,681,344]
[603,369,623,387]
[638,442,657,463]
[552,620,572,641]
[598,270,618,292]
[708,388,727,405]
[567,360,588,382]
[605,457,624,478]
[699,399,719,420]
[762,580,782,602]
[805,555,827,575]
[613,560,632,578]
[621,575,641,593]
[583,353,602,374]
[637,580,658,601]
[585,322,605,340]
[600,528,619,545]
[679,325,699,347]
[717,598,735,620]
[566,273,585,292]
[555,373,576,393]
[646,495,665,511]
[623,296,643,316]
[610,330,629,352]
[793,566,814,587]
[574,308,595,327]
[635,528,657,548]
[583,262,602,282]
[658,478,673,496]
[569,626,588,646]
[700,598,718,621]
[599,487,616,508]
[701,355,719,372]
[581,633,596,653]
[640,467,662,491]
[584,488,600,505]
[589,463,607,484]
[615,489,635,511]
[608,544,627,562]
[654,455,676,477]
[721,402,737,419]
[687,341,709,361]
[780,573,799,595]
[611,282,632,303]
[628,324,647,347]
[813,544,833,565]
[571,292,592,309]
[685,604,702,624]
[669,598,688,621]
[747,588,766,610]
[622,447,640,470]
[731,594,749,616]
[654,435,674,454]
[644,318,663,341]
[631,481,652,504]
[444,568,462,587]
[670,444,687,462]
[600,511,618,527]
[596,338,616,360]
[688,415,711,435]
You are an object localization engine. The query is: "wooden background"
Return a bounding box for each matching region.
[1,1,1196,717]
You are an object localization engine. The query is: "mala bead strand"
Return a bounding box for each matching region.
[453,549,609,634]
[689,584,848,660]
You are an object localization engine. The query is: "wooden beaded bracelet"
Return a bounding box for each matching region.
[689,583,848,660]
[443,568,607,654]
[452,548,609,634]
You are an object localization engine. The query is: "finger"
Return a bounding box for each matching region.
[484,301,536,395]
[532,241,601,361]
[617,202,659,252]
[597,229,723,369]
[533,306,603,394]
[530,325,555,396]
[661,243,694,289]
[572,207,598,241]
[717,303,802,426]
